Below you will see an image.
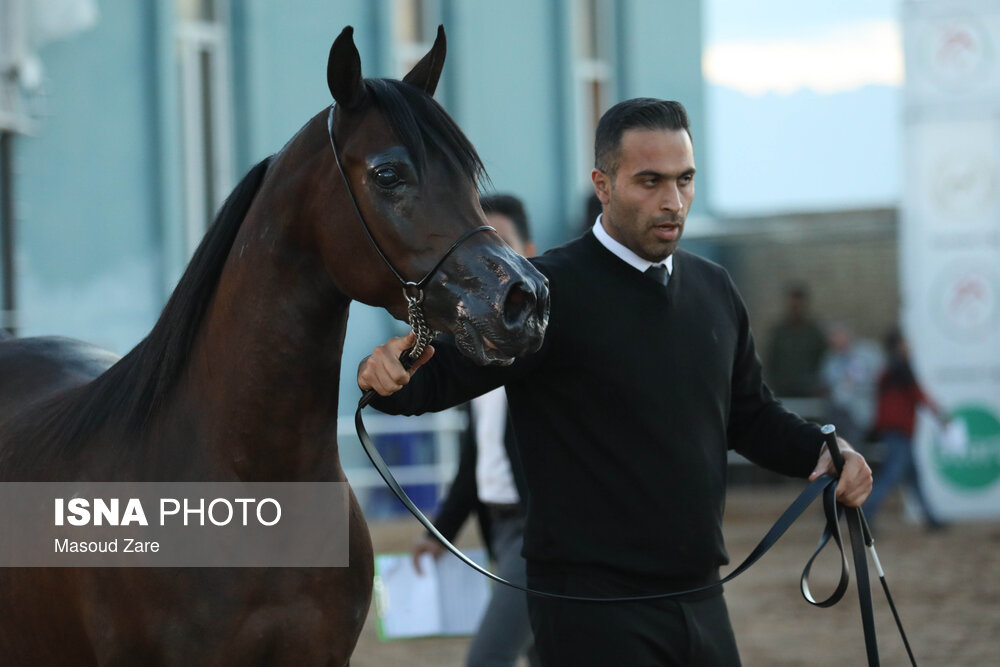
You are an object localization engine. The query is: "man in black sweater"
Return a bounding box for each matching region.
[359,98,872,666]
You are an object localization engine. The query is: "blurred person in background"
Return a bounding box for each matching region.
[820,320,883,445]
[865,328,947,530]
[765,283,827,398]
[411,194,539,667]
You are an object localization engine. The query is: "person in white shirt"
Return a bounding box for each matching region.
[411,194,540,667]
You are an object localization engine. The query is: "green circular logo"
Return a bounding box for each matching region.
[933,405,1000,490]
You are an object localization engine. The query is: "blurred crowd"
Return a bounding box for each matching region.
[764,283,949,529]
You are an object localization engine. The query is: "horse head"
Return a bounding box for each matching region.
[323,26,549,365]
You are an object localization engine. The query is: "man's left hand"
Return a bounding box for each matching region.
[809,439,873,507]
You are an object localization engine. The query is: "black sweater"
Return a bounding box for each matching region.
[372,232,822,585]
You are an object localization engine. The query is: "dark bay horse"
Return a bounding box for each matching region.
[0,26,548,666]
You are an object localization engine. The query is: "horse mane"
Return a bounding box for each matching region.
[364,78,487,184]
[7,156,273,461]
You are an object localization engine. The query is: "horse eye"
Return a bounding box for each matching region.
[374,167,402,188]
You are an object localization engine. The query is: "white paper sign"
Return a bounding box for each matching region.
[374,548,491,640]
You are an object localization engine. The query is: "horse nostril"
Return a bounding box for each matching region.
[503,282,535,328]
[535,286,550,322]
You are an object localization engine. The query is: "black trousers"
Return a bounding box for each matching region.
[526,568,741,667]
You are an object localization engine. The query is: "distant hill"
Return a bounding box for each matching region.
[706,83,900,216]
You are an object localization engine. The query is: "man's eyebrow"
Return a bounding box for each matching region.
[631,167,697,179]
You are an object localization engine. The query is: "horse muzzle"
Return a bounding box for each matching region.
[426,250,549,366]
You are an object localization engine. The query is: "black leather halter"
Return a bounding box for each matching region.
[327,104,492,362]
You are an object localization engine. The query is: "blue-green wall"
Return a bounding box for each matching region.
[446,0,569,251]
[232,0,377,167]
[17,1,161,351]
[617,0,708,217]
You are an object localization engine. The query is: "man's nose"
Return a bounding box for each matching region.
[660,184,682,213]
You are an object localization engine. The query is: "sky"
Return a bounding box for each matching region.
[704,0,899,44]
[702,0,903,215]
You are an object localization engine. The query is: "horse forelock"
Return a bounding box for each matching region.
[362,78,487,186]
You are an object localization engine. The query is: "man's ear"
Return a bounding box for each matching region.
[591,169,612,206]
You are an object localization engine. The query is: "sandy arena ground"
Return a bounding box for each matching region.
[351,484,1000,666]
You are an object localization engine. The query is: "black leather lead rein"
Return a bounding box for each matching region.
[354,402,917,665]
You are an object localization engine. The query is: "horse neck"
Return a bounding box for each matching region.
[178,127,353,481]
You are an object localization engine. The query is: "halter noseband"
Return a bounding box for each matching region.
[327,105,493,363]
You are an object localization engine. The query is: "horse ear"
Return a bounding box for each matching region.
[402,25,446,96]
[328,26,367,109]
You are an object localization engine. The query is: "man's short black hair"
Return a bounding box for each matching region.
[594,98,690,175]
[481,193,531,242]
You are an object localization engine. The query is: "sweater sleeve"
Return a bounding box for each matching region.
[725,279,823,478]
[367,333,546,416]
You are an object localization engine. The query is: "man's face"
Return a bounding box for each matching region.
[592,128,695,263]
[487,212,536,258]
[828,325,852,351]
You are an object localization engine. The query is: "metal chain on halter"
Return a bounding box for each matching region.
[404,287,436,366]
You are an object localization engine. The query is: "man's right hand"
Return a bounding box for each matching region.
[410,535,447,575]
[357,331,435,396]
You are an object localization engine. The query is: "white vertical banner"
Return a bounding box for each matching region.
[903,0,1000,519]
